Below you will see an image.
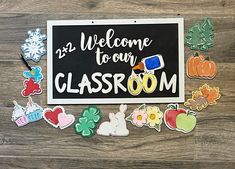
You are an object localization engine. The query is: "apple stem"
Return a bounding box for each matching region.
[167,104,178,110]
[187,110,196,116]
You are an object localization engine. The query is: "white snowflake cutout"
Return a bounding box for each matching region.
[26,28,46,43]
[21,28,47,62]
[21,41,46,62]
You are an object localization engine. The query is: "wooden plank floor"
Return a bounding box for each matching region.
[0,0,234,168]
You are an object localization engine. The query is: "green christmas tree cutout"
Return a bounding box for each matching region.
[185,24,206,50]
[185,18,214,51]
[200,18,214,51]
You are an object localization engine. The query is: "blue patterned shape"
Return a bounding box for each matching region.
[21,41,46,62]
[23,66,43,83]
[21,28,47,62]
[26,28,46,43]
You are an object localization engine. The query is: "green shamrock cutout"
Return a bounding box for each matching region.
[74,117,95,137]
[185,17,214,51]
[74,106,101,137]
[82,106,101,123]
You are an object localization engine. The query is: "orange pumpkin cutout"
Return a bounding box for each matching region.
[197,57,217,78]
[186,52,217,79]
[187,52,204,77]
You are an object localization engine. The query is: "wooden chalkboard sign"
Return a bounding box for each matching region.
[47,18,184,104]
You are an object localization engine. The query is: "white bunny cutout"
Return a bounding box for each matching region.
[97,104,129,136]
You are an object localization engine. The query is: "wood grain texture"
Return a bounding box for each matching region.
[0,0,234,15]
[0,0,234,168]
[0,14,234,62]
[1,157,235,169]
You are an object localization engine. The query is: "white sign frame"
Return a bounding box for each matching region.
[47,18,184,104]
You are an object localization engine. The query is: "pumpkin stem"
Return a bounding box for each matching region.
[194,52,199,57]
[204,56,210,61]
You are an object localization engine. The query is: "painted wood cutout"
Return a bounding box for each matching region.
[43,106,75,129]
[126,104,164,132]
[97,104,129,136]
[184,84,221,111]
[186,52,217,79]
[164,104,196,133]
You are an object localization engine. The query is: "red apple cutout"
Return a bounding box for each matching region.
[164,104,186,130]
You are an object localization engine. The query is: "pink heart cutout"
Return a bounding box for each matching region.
[58,113,75,130]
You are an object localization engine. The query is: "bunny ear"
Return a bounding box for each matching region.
[119,104,127,113]
[109,113,114,119]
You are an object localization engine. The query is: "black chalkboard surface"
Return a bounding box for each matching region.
[47,19,184,104]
